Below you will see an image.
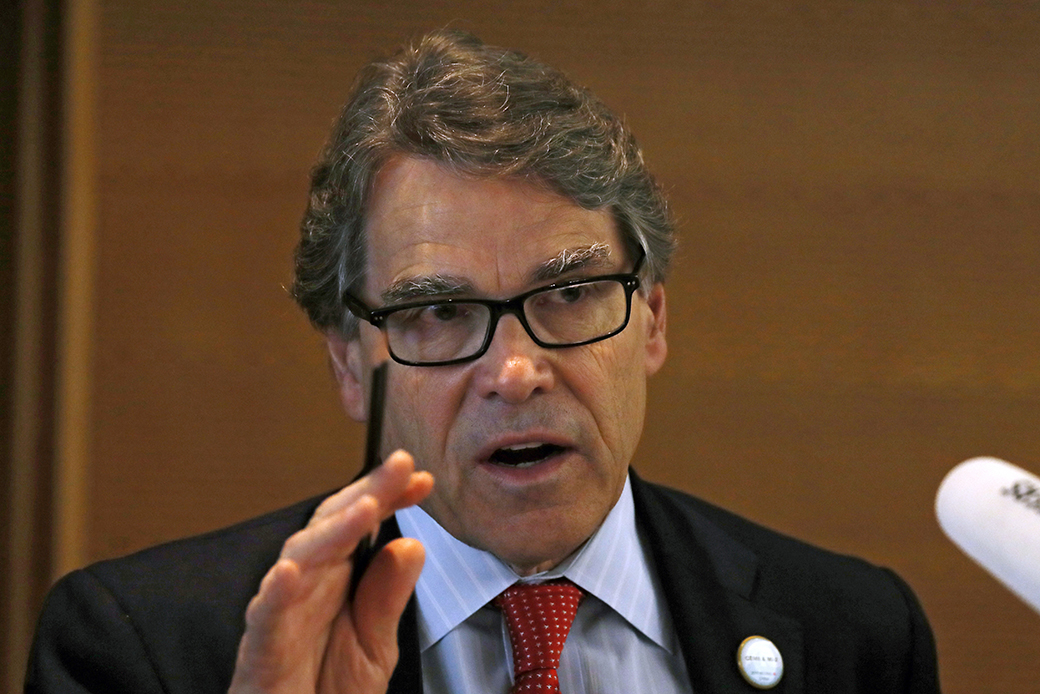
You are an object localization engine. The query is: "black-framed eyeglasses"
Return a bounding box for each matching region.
[343,249,645,366]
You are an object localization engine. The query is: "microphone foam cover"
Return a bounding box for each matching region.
[936,457,1040,614]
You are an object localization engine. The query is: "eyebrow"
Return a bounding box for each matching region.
[381,275,474,305]
[531,243,613,282]
[379,243,615,305]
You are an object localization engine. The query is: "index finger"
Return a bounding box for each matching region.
[310,450,433,527]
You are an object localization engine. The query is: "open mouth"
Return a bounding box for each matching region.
[489,443,565,468]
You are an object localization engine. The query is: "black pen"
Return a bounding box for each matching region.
[348,360,388,601]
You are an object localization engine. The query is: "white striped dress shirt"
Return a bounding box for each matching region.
[395,475,694,693]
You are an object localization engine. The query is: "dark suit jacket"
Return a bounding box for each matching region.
[26,472,940,693]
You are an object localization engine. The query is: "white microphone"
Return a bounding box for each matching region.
[936,457,1040,614]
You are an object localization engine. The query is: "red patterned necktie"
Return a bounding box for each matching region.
[494,579,585,694]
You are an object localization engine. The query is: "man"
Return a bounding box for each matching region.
[26,31,940,693]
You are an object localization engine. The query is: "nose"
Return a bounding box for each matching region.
[473,313,555,403]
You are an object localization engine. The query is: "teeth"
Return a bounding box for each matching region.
[505,460,541,469]
[502,443,544,451]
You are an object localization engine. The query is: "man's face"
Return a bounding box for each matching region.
[331,156,667,575]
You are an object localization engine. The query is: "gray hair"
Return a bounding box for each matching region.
[292,30,675,336]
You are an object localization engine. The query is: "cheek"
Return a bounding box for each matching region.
[575,339,648,457]
[383,369,463,468]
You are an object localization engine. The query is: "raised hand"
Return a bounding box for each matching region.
[228,450,433,694]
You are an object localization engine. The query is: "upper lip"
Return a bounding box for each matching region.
[474,431,575,463]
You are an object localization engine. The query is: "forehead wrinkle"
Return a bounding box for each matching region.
[532,243,613,283]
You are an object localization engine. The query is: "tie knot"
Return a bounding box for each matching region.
[495,580,584,693]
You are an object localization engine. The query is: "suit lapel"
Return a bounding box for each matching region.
[376,517,424,694]
[386,596,422,694]
[631,472,805,693]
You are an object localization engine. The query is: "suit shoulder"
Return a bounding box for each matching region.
[633,477,923,621]
[638,477,873,565]
[29,494,330,694]
[55,492,330,644]
[85,492,328,590]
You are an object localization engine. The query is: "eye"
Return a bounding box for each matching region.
[391,303,460,326]
[389,301,483,331]
[429,303,463,321]
[556,286,586,303]
[541,282,603,307]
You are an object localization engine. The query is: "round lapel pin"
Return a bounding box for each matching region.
[736,635,783,689]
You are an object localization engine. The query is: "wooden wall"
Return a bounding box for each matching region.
[19,1,1040,691]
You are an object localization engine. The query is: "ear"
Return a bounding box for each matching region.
[642,283,668,376]
[326,332,367,422]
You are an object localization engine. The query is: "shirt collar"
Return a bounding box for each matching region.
[395,474,675,653]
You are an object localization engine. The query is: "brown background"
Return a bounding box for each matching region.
[15,1,1040,692]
